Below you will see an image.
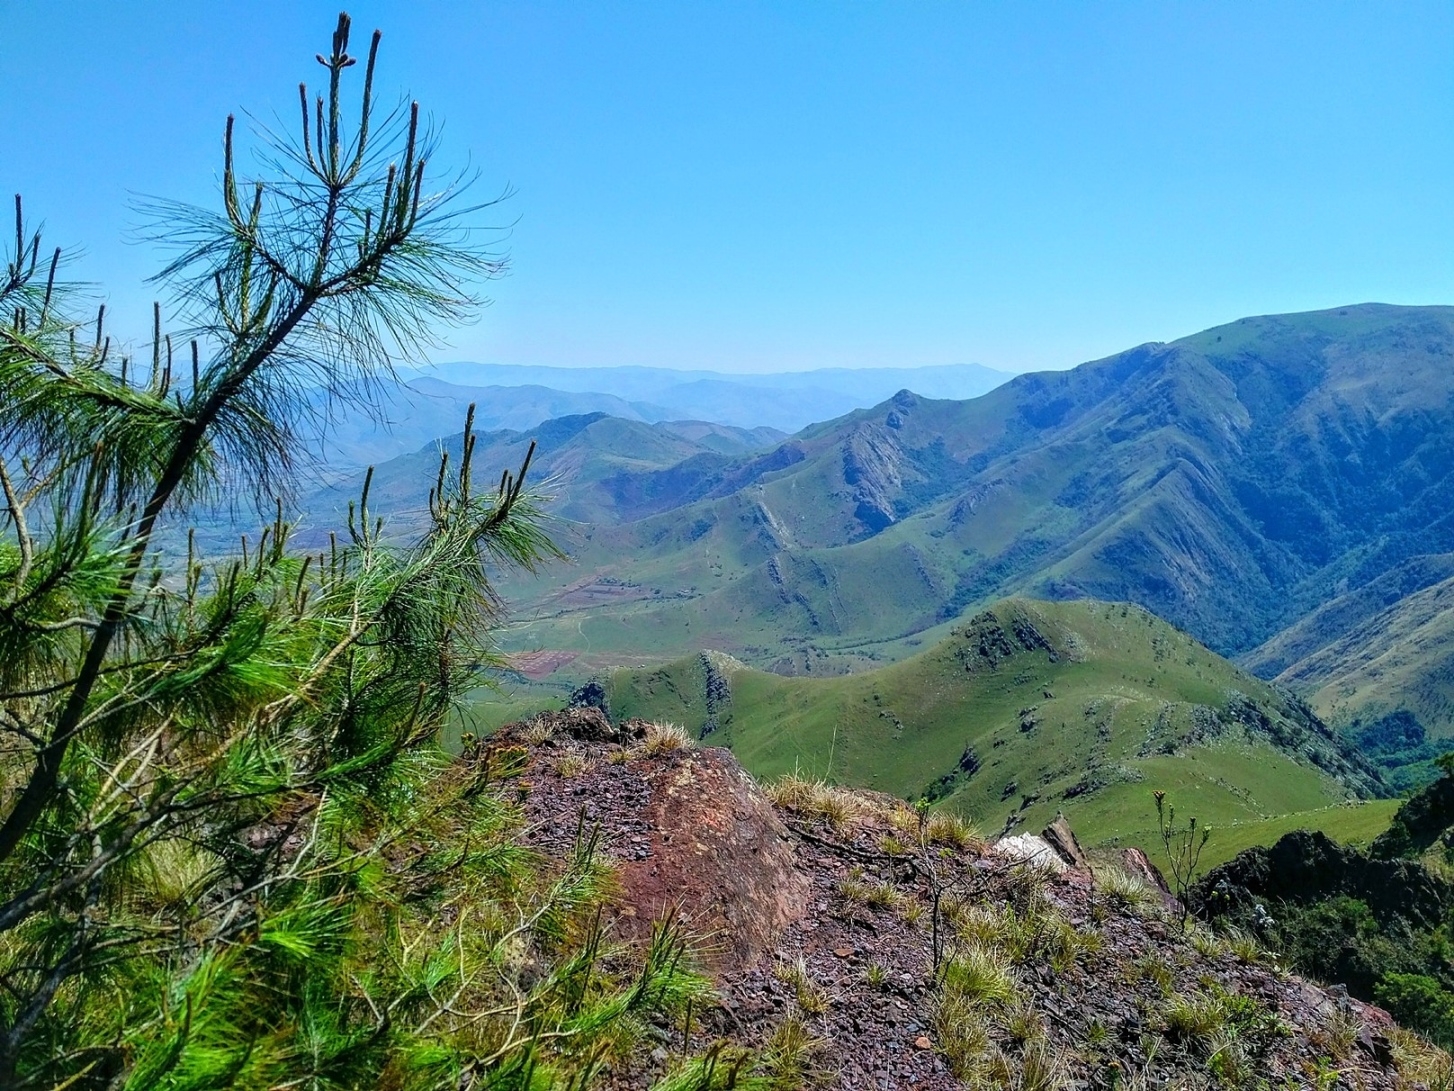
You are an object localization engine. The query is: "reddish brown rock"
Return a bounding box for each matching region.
[613,747,810,969]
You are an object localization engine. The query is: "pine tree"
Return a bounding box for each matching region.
[0,15,721,1088]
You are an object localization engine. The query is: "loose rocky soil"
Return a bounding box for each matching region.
[484,710,1447,1090]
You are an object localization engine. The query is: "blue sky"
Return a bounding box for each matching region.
[3,1,1452,373]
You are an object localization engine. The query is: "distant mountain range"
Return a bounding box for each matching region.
[302,304,1454,781]
[410,361,1015,432]
[298,361,1014,470]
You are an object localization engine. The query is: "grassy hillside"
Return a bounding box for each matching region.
[1243,558,1454,775]
[600,599,1385,850]
[482,305,1454,699]
[1107,800,1401,874]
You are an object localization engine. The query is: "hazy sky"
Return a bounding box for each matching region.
[3,2,1452,373]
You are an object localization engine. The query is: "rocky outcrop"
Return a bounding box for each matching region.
[1196,829,1454,928]
[615,747,809,967]
[481,721,1432,1088]
[1373,770,1454,860]
[493,716,809,970]
[1041,813,1089,870]
[952,604,1061,673]
[842,425,905,535]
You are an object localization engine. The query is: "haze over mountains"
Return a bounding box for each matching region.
[307,360,1016,468]
[310,304,1454,784]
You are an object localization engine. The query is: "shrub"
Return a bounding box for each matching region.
[1153,790,1211,928]
[1376,973,1454,1050]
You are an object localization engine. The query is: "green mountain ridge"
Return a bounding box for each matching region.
[480,304,1454,709]
[310,304,1454,769]
[295,412,787,536]
[597,598,1386,854]
[1264,570,1454,761]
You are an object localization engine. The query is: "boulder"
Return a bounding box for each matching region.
[613,746,811,969]
[994,833,1069,873]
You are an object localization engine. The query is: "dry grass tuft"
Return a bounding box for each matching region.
[774,956,831,1015]
[1093,865,1163,916]
[926,810,984,850]
[555,752,590,778]
[1389,1026,1454,1087]
[887,805,921,836]
[760,1014,827,1086]
[764,773,869,829]
[1163,992,1227,1046]
[638,722,696,756]
[522,719,555,745]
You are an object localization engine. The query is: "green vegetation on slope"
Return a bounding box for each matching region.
[1243,559,1454,780]
[601,599,1384,849]
[1110,799,1400,874]
[1199,762,1454,1050]
[460,305,1454,737]
[315,306,1454,774]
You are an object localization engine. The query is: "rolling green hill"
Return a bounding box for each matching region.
[598,599,1386,849]
[481,305,1454,697]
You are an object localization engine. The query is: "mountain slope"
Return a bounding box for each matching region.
[489,304,1454,686]
[296,412,787,535]
[597,599,1385,849]
[1267,575,1454,747]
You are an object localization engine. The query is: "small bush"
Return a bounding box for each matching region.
[838,877,872,903]
[1164,985,1285,1058]
[1010,1041,1071,1091]
[1136,952,1175,996]
[1377,973,1454,1050]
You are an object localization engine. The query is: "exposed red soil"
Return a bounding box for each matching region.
[505,649,579,678]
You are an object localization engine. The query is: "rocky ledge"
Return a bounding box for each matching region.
[479,709,1448,1089]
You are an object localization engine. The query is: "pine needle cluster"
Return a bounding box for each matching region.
[0,15,727,1088]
